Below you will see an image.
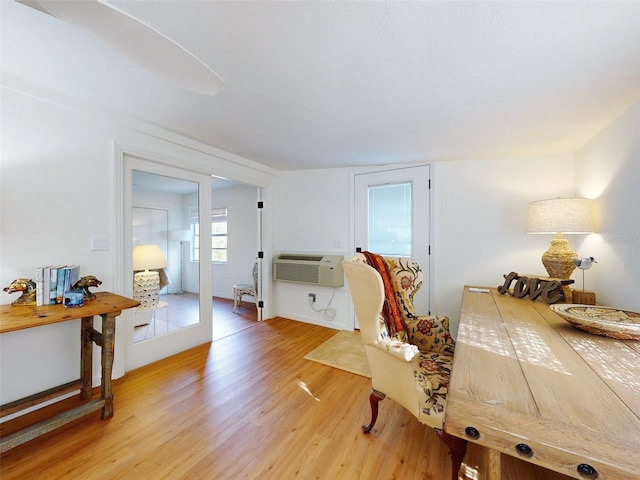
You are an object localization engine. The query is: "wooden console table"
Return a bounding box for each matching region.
[445,287,640,480]
[0,292,138,453]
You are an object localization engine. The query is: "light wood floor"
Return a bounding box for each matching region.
[0,317,568,480]
[211,296,258,341]
[134,294,257,342]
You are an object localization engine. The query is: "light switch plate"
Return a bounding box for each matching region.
[90,235,109,251]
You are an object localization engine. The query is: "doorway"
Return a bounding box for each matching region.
[118,138,275,372]
[124,156,212,371]
[353,164,432,322]
[210,180,261,340]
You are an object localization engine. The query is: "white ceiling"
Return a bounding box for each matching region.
[2,1,639,171]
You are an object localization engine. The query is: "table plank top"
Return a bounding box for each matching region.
[445,286,640,480]
[0,292,139,333]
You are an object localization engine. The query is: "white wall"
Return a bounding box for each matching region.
[575,99,640,312]
[270,134,640,335]
[273,169,351,330]
[272,158,579,335]
[433,156,575,336]
[0,86,277,406]
[1,89,120,404]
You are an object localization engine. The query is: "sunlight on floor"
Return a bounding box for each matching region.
[297,380,320,402]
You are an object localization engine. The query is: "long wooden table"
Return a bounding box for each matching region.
[445,287,640,480]
[0,292,138,452]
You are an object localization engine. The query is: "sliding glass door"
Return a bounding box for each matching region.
[124,156,212,371]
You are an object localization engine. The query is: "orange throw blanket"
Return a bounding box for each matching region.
[362,251,406,336]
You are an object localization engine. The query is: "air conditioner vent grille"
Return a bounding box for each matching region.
[273,253,344,287]
[277,264,319,283]
[278,254,324,262]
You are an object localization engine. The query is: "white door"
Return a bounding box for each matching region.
[124,156,212,371]
[353,165,431,319]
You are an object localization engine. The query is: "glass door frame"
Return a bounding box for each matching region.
[349,163,432,329]
[121,154,212,371]
[113,135,277,375]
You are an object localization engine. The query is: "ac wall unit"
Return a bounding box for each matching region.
[273,253,344,287]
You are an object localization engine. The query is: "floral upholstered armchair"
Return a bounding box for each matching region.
[343,253,466,480]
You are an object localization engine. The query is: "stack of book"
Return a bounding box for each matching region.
[34,265,81,306]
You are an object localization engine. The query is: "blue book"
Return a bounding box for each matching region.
[56,266,67,304]
[49,266,60,305]
[64,265,81,294]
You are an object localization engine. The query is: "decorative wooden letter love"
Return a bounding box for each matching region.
[497,272,574,304]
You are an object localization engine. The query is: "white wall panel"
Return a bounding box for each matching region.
[433,156,575,337]
[575,100,640,312]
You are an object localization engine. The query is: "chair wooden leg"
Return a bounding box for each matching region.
[362,389,385,434]
[438,429,467,480]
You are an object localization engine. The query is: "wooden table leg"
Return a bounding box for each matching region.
[80,316,94,400]
[488,448,502,480]
[100,313,117,419]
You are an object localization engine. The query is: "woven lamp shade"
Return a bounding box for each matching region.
[526,198,594,280]
[526,198,594,235]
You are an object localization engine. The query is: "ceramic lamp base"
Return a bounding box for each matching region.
[134,270,160,310]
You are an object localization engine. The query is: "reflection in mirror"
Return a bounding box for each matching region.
[210,179,261,339]
[131,170,200,342]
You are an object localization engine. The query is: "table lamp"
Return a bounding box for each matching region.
[526,198,594,279]
[133,244,167,309]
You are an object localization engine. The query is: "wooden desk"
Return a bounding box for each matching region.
[0,292,139,453]
[445,287,640,480]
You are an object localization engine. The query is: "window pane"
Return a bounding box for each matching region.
[212,250,227,262]
[210,207,227,263]
[368,182,412,256]
[212,236,227,249]
[212,222,227,234]
[192,207,228,263]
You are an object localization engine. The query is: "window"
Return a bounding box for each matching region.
[190,206,228,263]
[211,207,228,263]
[367,182,412,256]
